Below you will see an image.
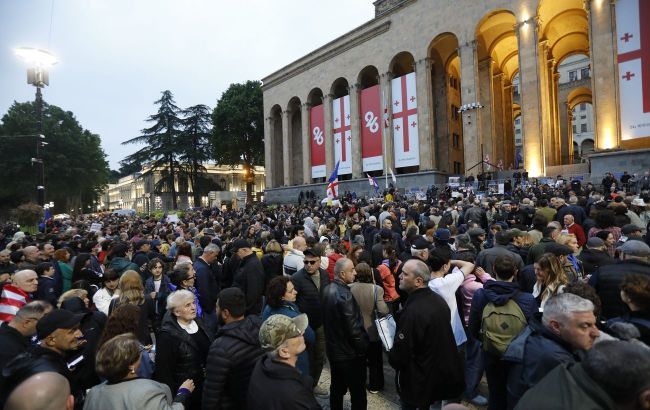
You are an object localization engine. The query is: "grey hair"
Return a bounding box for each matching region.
[0,249,10,257]
[174,237,186,245]
[334,257,351,278]
[405,259,430,283]
[542,293,594,326]
[166,289,195,312]
[203,244,220,254]
[14,301,51,321]
[582,340,650,403]
[410,247,427,257]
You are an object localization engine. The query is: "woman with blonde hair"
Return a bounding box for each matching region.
[57,288,89,308]
[109,270,156,344]
[533,253,569,310]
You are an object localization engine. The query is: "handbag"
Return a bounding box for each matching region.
[372,270,396,351]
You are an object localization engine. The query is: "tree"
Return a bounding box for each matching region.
[211,80,264,201]
[0,101,109,212]
[122,90,185,210]
[180,104,213,207]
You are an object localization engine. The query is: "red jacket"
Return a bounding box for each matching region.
[567,223,587,248]
[0,284,30,323]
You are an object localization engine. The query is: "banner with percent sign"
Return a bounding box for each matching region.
[360,85,383,172]
[332,95,352,175]
[310,104,326,178]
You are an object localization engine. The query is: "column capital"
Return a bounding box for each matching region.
[493,71,505,80]
[478,57,494,68]
[301,102,312,109]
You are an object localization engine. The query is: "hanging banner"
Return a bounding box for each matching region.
[310,104,326,178]
[616,0,650,140]
[360,85,383,172]
[391,72,420,167]
[332,95,352,175]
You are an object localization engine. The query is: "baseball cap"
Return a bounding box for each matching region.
[467,227,486,237]
[411,236,431,251]
[259,314,309,350]
[622,224,642,235]
[545,243,574,256]
[508,228,526,238]
[617,240,650,257]
[586,237,605,248]
[434,228,451,241]
[150,239,162,248]
[230,239,251,253]
[36,309,83,340]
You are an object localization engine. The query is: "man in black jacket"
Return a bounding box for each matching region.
[0,301,51,369]
[388,259,464,410]
[589,240,650,319]
[131,240,151,281]
[292,248,330,393]
[194,244,221,330]
[322,258,368,410]
[202,288,265,410]
[247,314,320,410]
[231,239,265,315]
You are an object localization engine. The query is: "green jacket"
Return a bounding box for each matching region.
[527,237,556,265]
[58,261,73,292]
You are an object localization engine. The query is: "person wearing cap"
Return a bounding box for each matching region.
[409,236,431,263]
[617,224,644,249]
[589,240,650,319]
[231,238,265,315]
[476,231,524,276]
[506,228,530,262]
[322,257,369,410]
[577,237,614,276]
[467,227,487,253]
[202,288,264,410]
[0,309,86,407]
[247,314,320,410]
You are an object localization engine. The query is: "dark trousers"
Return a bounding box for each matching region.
[308,326,326,386]
[366,340,384,390]
[463,329,484,398]
[330,357,367,410]
[484,351,508,410]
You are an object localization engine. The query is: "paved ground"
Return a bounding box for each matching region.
[314,355,488,410]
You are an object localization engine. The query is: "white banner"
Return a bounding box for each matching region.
[391,72,420,167]
[616,0,650,140]
[332,95,352,175]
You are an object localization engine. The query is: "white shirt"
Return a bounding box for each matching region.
[92,288,114,316]
[428,267,467,346]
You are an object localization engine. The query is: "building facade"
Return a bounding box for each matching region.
[100,163,265,212]
[262,0,650,201]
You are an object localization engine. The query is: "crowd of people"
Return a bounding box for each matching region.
[0,172,649,410]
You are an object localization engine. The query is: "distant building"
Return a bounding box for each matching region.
[99,163,265,212]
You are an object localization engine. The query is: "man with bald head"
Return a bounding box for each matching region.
[17,246,39,270]
[0,270,38,323]
[4,372,73,410]
[283,236,306,276]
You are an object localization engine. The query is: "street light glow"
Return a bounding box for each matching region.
[14,47,58,68]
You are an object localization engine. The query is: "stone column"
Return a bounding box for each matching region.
[301,102,311,184]
[434,67,450,172]
[492,72,506,166]
[349,83,363,178]
[478,57,494,163]
[380,72,394,176]
[587,0,621,150]
[264,116,274,188]
[324,94,335,174]
[415,57,434,170]
[282,109,292,186]
[459,40,482,173]
[516,18,546,177]
[503,81,515,168]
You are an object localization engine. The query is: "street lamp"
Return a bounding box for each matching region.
[14,47,58,207]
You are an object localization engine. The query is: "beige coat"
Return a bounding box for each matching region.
[350,282,389,341]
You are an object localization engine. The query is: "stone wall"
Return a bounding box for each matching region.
[589,149,650,177]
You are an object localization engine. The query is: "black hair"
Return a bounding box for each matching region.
[428,248,450,272]
[493,255,516,281]
[35,262,53,276]
[217,287,246,318]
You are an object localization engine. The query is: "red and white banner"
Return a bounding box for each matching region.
[332,95,352,175]
[310,104,326,178]
[360,85,383,172]
[391,72,420,167]
[617,0,650,140]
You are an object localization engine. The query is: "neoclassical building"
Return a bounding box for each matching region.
[262,0,650,201]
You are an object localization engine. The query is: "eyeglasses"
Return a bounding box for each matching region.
[304,260,319,265]
[185,276,196,280]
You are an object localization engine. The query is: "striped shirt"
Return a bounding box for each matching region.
[0,284,29,324]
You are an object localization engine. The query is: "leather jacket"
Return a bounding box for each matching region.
[321,279,369,362]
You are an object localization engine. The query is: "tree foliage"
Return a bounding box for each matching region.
[180,104,215,206]
[122,90,185,209]
[211,80,264,168]
[0,101,110,212]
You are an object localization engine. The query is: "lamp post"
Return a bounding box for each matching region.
[14,47,58,207]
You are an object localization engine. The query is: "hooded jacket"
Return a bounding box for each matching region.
[246,354,320,410]
[233,253,265,315]
[107,256,139,276]
[202,315,265,410]
[468,280,538,341]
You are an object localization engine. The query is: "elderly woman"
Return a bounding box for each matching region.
[349,262,389,393]
[262,276,315,376]
[85,334,194,410]
[154,290,213,410]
